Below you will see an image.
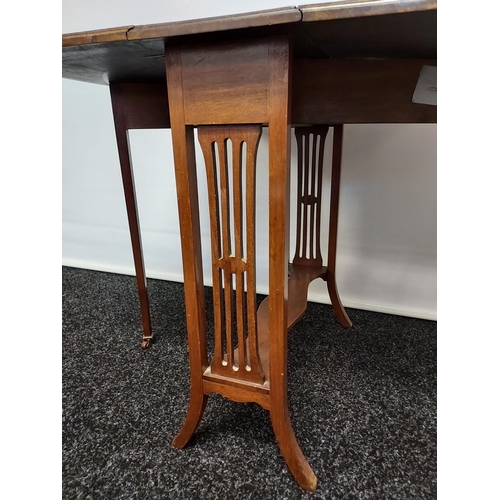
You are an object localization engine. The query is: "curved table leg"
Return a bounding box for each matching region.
[172,392,208,448]
[270,405,317,491]
[327,124,352,328]
[268,49,317,490]
[166,37,316,491]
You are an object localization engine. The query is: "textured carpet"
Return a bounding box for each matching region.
[62,266,436,499]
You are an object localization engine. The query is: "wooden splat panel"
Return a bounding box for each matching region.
[198,125,265,385]
[293,126,329,267]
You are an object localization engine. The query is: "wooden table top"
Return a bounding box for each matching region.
[62,0,436,85]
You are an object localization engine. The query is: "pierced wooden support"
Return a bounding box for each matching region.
[293,126,329,267]
[292,125,352,328]
[198,125,265,385]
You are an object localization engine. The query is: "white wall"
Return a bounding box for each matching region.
[62,1,437,320]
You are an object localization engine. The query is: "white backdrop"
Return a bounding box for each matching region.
[62,0,437,320]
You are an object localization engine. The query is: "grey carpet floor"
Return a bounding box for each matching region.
[62,266,436,499]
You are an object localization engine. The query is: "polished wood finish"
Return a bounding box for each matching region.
[63,1,436,490]
[164,47,209,450]
[129,7,301,41]
[292,59,437,124]
[62,2,436,87]
[291,126,352,328]
[62,25,133,47]
[180,43,269,125]
[300,10,436,59]
[266,38,316,492]
[63,58,436,124]
[256,264,327,375]
[62,1,434,48]
[109,85,156,348]
[299,0,436,21]
[165,36,316,490]
[293,126,329,267]
[109,83,169,129]
[198,125,264,385]
[326,125,353,328]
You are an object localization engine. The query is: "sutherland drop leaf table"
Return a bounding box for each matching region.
[62,0,437,490]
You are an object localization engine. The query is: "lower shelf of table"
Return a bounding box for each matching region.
[202,263,326,404]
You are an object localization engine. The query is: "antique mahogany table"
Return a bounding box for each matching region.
[62,0,436,490]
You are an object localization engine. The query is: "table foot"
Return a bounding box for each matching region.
[270,407,317,491]
[326,277,352,328]
[172,392,208,449]
[140,337,153,349]
[166,36,316,490]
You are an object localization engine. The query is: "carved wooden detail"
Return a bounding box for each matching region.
[293,126,329,267]
[198,125,265,385]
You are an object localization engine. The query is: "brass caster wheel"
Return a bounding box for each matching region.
[141,338,152,349]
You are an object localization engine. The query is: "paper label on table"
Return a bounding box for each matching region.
[412,65,437,106]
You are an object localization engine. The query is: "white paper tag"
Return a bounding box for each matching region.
[412,65,437,106]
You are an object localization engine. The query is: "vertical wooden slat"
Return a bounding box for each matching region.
[218,141,232,259]
[314,128,327,263]
[301,132,310,259]
[165,47,208,372]
[217,140,234,368]
[294,131,303,262]
[235,269,245,369]
[233,141,244,260]
[198,136,225,366]
[309,133,317,260]
[233,141,246,369]
[244,129,262,375]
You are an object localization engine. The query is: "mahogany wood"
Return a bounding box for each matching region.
[266,38,316,492]
[300,10,436,59]
[62,1,435,51]
[165,36,317,490]
[180,42,269,125]
[109,83,170,129]
[129,7,301,41]
[292,59,437,124]
[69,60,436,125]
[109,85,154,348]
[197,125,264,384]
[63,2,437,490]
[256,264,327,375]
[291,125,352,327]
[299,0,436,21]
[62,25,133,47]
[164,47,209,449]
[293,126,329,267]
[326,125,352,328]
